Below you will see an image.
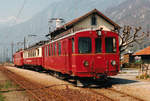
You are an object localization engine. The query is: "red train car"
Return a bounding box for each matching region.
[23,46,43,70]
[42,30,120,79]
[13,29,120,82]
[13,50,23,67]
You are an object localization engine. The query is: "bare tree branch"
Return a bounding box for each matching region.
[116,26,149,53]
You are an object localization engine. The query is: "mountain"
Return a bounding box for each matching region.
[106,0,150,32]
[0,0,126,62]
[0,0,125,46]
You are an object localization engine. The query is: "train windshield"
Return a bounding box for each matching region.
[95,38,102,53]
[105,37,116,53]
[78,37,91,54]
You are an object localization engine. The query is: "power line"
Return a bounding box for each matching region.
[15,0,27,23]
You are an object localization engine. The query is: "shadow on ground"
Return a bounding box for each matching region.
[85,77,139,88]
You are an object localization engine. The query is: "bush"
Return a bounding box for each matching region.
[122,63,141,68]
[137,74,150,79]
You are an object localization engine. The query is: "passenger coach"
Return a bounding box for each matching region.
[42,29,120,79]
[13,29,120,86]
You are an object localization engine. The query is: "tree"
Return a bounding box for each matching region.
[117,26,149,54]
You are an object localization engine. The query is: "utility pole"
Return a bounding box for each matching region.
[1,48,3,63]
[24,37,26,49]
[0,50,1,63]
[6,48,8,62]
[11,42,14,63]
[3,47,5,62]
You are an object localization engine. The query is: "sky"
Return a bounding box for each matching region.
[0,0,59,25]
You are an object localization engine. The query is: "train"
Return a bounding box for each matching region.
[13,29,120,86]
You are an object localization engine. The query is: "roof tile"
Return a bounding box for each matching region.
[133,46,150,55]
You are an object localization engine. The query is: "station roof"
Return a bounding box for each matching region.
[48,9,120,38]
[133,46,150,56]
[61,8,120,29]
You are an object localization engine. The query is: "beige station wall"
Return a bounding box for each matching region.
[74,14,114,31]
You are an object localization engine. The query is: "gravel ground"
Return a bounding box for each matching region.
[5,66,150,101]
[4,66,112,101]
[111,68,150,101]
[5,66,70,90]
[0,71,34,101]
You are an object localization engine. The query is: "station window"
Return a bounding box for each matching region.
[72,38,75,53]
[58,42,61,55]
[91,14,97,25]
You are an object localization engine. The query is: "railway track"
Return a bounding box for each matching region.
[3,65,146,101]
[0,66,116,101]
[85,88,145,101]
[0,66,69,101]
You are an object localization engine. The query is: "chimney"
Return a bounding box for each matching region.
[56,18,62,28]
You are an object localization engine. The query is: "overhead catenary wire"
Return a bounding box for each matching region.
[1,0,27,62]
[15,0,27,24]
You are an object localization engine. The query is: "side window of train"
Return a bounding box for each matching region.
[45,47,47,56]
[31,51,32,57]
[58,42,61,56]
[49,44,51,56]
[78,37,92,54]
[47,46,49,56]
[51,44,53,56]
[55,43,57,55]
[95,38,102,53]
[37,49,39,56]
[105,37,116,53]
[72,38,75,53]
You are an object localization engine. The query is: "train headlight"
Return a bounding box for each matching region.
[83,61,89,67]
[111,60,116,66]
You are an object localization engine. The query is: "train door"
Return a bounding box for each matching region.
[63,40,68,73]
[67,38,74,74]
[104,36,120,74]
[93,36,107,75]
[42,46,46,68]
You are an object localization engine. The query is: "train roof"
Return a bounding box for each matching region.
[45,29,117,45]
[24,40,49,51]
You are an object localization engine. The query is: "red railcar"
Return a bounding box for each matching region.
[23,46,43,69]
[13,51,23,67]
[42,30,120,79]
[13,29,120,80]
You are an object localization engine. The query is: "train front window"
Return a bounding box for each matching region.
[78,37,91,54]
[95,38,102,53]
[105,37,116,53]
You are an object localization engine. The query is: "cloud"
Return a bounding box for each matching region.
[0,16,27,25]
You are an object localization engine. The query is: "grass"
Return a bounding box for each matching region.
[0,94,5,101]
[0,80,15,101]
[0,80,18,91]
[3,81,13,89]
[0,87,5,101]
